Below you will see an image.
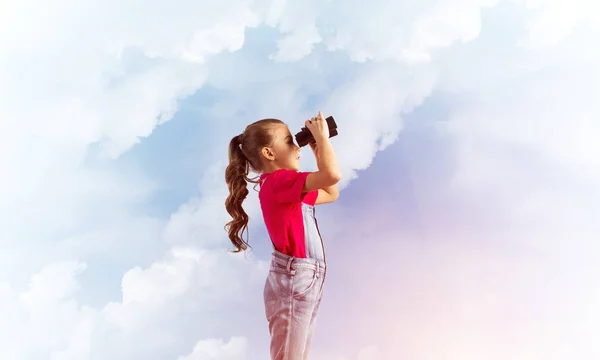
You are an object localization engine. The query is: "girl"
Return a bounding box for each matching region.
[225,111,341,360]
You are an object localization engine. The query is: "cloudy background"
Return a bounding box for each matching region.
[1,0,599,359]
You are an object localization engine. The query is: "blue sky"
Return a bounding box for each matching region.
[1,0,600,359]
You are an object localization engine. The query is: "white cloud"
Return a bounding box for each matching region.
[321,62,437,186]
[312,3,600,358]
[318,0,502,63]
[178,337,248,360]
[515,0,599,48]
[1,0,599,359]
[267,0,323,62]
[0,246,266,360]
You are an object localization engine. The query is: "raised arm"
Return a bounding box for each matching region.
[302,111,341,199]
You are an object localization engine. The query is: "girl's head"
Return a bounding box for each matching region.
[224,119,301,252]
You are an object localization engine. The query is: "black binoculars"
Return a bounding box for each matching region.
[294,116,338,147]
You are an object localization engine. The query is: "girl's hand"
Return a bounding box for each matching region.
[305,111,330,142]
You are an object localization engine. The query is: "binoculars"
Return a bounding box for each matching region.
[295,116,338,147]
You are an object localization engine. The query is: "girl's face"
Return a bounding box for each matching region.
[267,124,301,171]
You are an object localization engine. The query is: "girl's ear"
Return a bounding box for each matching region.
[261,146,275,161]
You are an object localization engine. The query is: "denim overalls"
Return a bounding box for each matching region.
[263,200,327,360]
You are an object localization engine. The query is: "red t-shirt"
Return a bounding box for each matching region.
[259,169,321,258]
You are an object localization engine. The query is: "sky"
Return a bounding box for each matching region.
[0,0,599,359]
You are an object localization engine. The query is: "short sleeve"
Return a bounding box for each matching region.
[269,169,312,204]
[303,189,319,206]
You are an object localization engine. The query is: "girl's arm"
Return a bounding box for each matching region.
[309,141,339,205]
[303,111,342,194]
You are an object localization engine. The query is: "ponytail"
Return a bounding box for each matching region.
[225,135,251,252]
[224,118,284,252]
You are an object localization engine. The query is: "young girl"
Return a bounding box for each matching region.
[224,111,341,360]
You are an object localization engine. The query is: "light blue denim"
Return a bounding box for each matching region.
[263,249,326,360]
[301,202,325,263]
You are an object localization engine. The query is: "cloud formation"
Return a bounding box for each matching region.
[1,0,598,359]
